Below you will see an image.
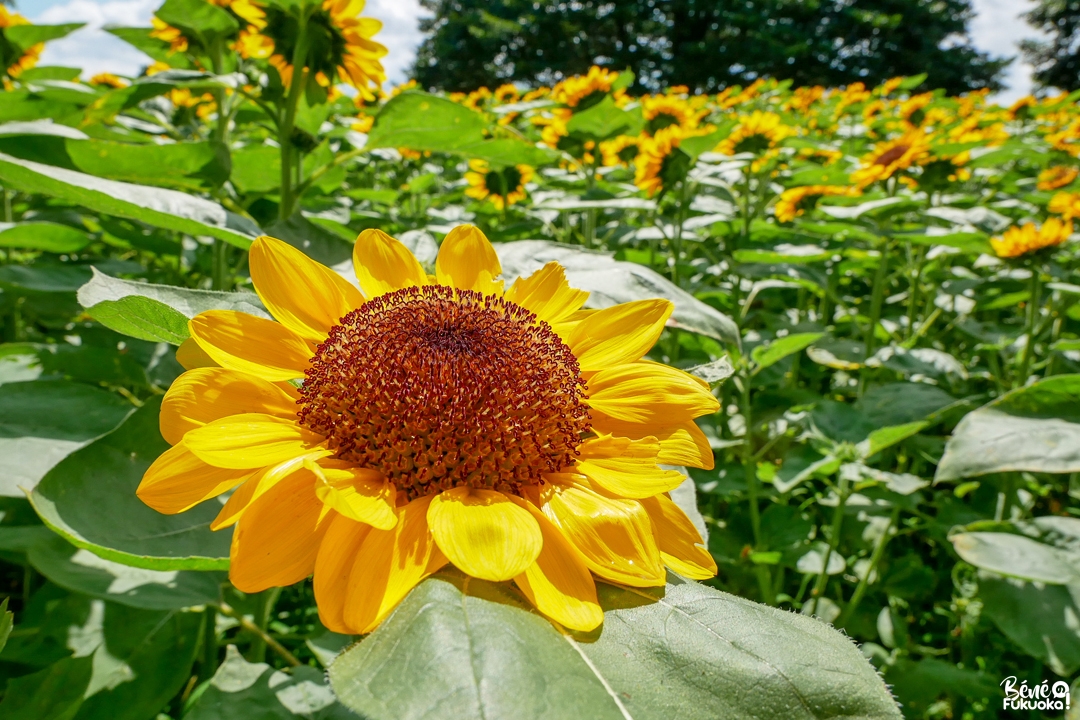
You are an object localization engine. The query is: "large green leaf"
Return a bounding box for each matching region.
[751,332,824,373]
[0,221,92,252]
[566,96,643,139]
[330,573,901,720]
[78,268,266,322]
[106,27,192,66]
[935,375,1080,482]
[0,152,258,248]
[979,575,1080,676]
[0,655,91,720]
[85,296,191,345]
[0,597,10,654]
[156,0,239,41]
[0,380,135,497]
[5,23,84,53]
[66,139,231,191]
[28,398,233,571]
[950,532,1080,584]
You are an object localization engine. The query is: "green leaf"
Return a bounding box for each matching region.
[856,421,929,459]
[857,382,958,427]
[0,380,136,497]
[686,356,735,384]
[156,0,239,40]
[66,139,231,192]
[77,267,266,321]
[751,332,824,372]
[0,261,92,292]
[935,374,1080,482]
[0,152,259,248]
[27,532,224,610]
[566,95,642,140]
[0,222,91,252]
[28,397,233,571]
[329,573,901,720]
[265,213,353,266]
[186,645,353,719]
[106,27,192,66]
[897,232,992,254]
[5,23,84,52]
[979,575,1080,676]
[950,532,1080,584]
[0,655,91,720]
[231,145,281,194]
[0,597,11,654]
[86,296,191,345]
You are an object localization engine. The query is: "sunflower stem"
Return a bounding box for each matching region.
[739,374,774,605]
[1017,266,1041,386]
[837,505,898,628]
[218,593,299,667]
[810,470,849,604]
[199,606,219,681]
[278,12,312,221]
[860,234,891,395]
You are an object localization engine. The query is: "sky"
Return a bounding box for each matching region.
[18,0,1049,104]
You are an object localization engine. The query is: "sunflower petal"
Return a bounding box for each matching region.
[540,477,665,587]
[175,337,217,370]
[352,229,428,298]
[311,462,397,530]
[575,435,686,498]
[509,496,603,632]
[565,299,672,370]
[504,262,589,325]
[591,416,714,470]
[587,362,720,425]
[189,310,312,382]
[641,494,717,580]
[159,368,298,446]
[343,495,447,634]
[137,441,252,514]
[435,225,502,294]
[427,487,541,582]
[313,513,372,633]
[229,470,330,593]
[249,235,364,342]
[184,413,324,469]
[210,451,324,530]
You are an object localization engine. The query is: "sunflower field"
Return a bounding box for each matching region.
[1,0,1080,718]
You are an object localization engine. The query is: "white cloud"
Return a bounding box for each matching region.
[968,0,1048,104]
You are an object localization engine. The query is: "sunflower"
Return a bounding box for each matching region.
[635,126,690,196]
[640,95,707,135]
[1008,95,1037,121]
[150,17,189,54]
[138,227,718,634]
[89,73,129,88]
[898,92,934,128]
[713,111,792,156]
[991,218,1073,259]
[464,161,534,209]
[1049,192,1080,220]
[262,0,387,99]
[850,131,931,188]
[1038,166,1079,191]
[552,65,620,109]
[1046,121,1080,157]
[1,6,43,78]
[600,135,641,168]
[774,185,861,223]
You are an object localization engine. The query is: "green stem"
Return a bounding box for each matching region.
[209,38,228,144]
[278,16,312,221]
[217,599,299,667]
[740,375,775,604]
[1016,267,1041,386]
[860,235,892,394]
[199,606,219,681]
[905,245,925,339]
[211,237,230,290]
[838,506,898,627]
[2,187,11,223]
[811,471,850,602]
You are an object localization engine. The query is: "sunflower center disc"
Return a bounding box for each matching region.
[298,285,591,500]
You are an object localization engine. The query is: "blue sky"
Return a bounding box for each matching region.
[18,0,1046,103]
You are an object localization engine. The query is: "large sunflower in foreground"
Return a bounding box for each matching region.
[139,226,718,634]
[1,6,43,79]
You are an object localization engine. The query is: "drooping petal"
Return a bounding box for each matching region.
[184,413,325,469]
[427,487,541,582]
[342,495,448,634]
[434,225,502,295]
[504,262,589,325]
[587,362,720,425]
[575,435,686,498]
[137,441,253,514]
[508,496,603,632]
[249,234,364,342]
[540,477,665,587]
[189,310,313,382]
[352,228,428,298]
[210,451,324,530]
[175,338,217,370]
[591,415,714,470]
[640,494,717,580]
[313,512,372,633]
[310,461,397,530]
[565,299,673,370]
[159,368,299,446]
[229,469,331,593]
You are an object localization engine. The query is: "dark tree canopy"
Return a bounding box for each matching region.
[1021,0,1080,91]
[412,0,1008,94]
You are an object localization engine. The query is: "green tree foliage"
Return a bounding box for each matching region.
[1021,0,1080,90]
[412,0,1008,93]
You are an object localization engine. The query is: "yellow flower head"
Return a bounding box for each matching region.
[150,17,190,53]
[552,65,620,108]
[1049,192,1080,220]
[713,111,792,156]
[775,185,861,223]
[138,227,718,634]
[600,135,641,168]
[635,126,689,196]
[785,85,825,112]
[876,77,905,97]
[464,161,534,209]
[1039,166,1079,191]
[352,112,374,133]
[1008,95,1037,121]
[1047,121,1080,157]
[1,5,44,78]
[991,218,1073,258]
[534,108,572,150]
[899,92,934,127]
[89,72,129,89]
[850,131,931,187]
[641,94,707,134]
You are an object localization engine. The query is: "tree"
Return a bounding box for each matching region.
[412,0,1008,94]
[1021,0,1080,91]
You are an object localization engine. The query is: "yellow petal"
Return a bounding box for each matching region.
[587,362,720,425]
[189,310,313,382]
[249,234,364,342]
[310,461,397,530]
[565,299,672,370]
[343,495,448,634]
[175,337,217,370]
[210,451,326,530]
[508,496,603,632]
[159,367,299,446]
[184,413,324,469]
[313,512,372,633]
[137,441,253,514]
[352,228,428,298]
[540,478,665,587]
[229,470,330,593]
[641,494,717,580]
[504,262,589,325]
[591,416,714,470]
[427,487,541,582]
[435,224,503,294]
[575,435,686,498]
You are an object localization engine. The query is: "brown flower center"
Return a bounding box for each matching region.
[298,285,591,500]
[874,144,910,166]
